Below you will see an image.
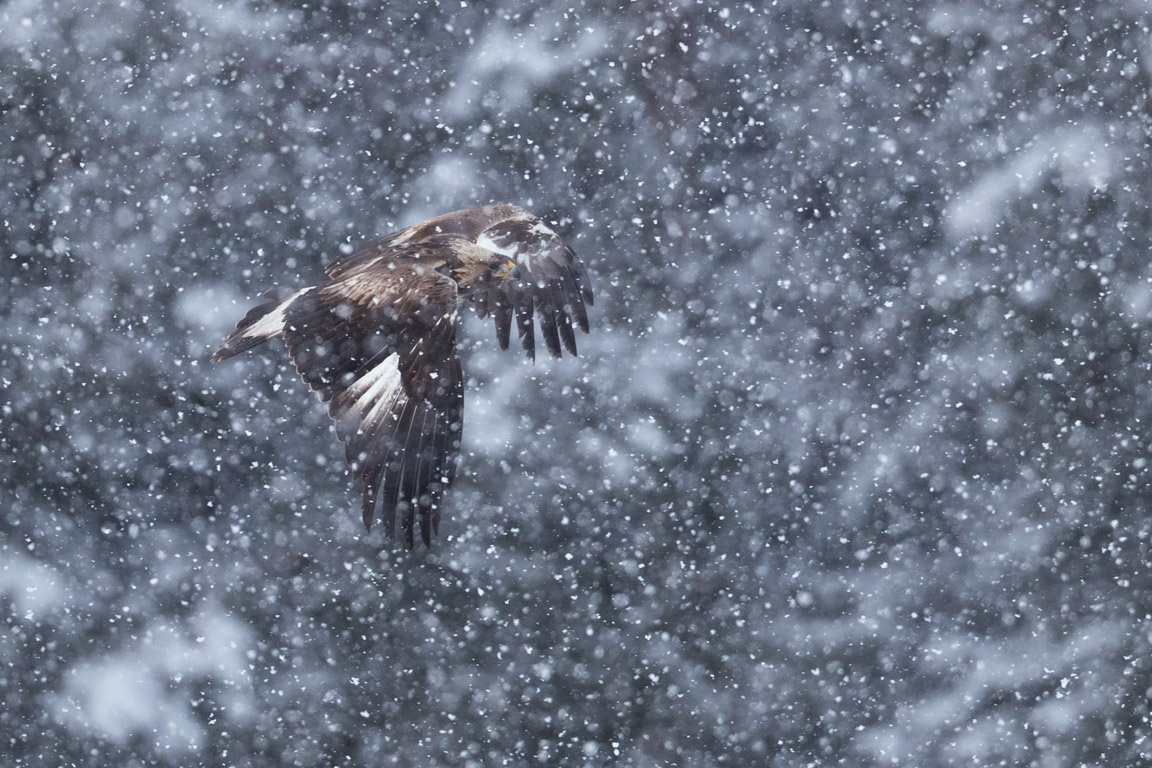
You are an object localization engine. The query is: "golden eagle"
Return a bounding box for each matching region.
[213,205,593,547]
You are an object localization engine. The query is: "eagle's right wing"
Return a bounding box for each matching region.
[471,216,594,360]
[323,206,594,360]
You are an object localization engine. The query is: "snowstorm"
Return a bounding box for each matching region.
[1,1,1149,765]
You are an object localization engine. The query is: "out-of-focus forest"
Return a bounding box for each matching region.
[2,1,1151,765]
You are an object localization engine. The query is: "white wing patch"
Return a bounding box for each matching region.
[475,231,517,256]
[390,226,418,246]
[342,353,403,433]
[476,216,559,274]
[476,231,530,271]
[242,288,309,341]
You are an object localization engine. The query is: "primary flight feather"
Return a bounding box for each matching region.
[212,205,594,548]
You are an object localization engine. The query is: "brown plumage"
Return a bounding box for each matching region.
[212,205,594,547]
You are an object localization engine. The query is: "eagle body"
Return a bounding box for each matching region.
[213,205,593,548]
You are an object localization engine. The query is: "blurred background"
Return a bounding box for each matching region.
[2,1,1151,765]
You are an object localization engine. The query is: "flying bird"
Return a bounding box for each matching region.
[212,205,593,547]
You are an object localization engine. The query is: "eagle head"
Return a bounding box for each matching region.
[450,240,521,290]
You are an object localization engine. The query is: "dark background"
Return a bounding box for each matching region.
[3,1,1151,765]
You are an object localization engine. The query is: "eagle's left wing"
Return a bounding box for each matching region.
[280,264,463,547]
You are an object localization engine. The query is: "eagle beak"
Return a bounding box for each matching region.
[496,261,521,280]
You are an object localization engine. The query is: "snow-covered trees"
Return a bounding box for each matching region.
[2,1,1150,765]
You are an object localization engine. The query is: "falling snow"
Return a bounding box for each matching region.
[2,1,1151,766]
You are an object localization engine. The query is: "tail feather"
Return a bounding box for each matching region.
[211,287,308,362]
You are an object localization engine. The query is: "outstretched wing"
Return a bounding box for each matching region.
[472,217,594,360]
[322,205,594,359]
[280,264,463,547]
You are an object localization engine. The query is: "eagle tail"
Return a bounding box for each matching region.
[211,287,307,362]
